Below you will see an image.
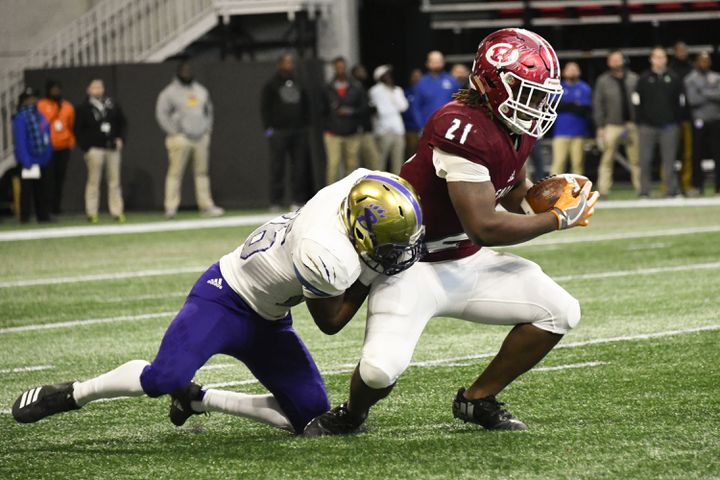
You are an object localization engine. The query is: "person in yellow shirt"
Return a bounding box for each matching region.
[37,80,75,216]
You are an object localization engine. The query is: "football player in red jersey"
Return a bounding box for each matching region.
[305,28,599,434]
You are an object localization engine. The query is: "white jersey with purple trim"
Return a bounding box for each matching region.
[219,169,373,320]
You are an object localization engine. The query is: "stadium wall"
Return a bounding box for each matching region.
[24,60,327,212]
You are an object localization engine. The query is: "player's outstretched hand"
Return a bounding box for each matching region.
[551,179,599,230]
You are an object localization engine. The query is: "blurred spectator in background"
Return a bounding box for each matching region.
[669,41,696,196]
[635,47,685,198]
[156,61,224,219]
[450,63,470,90]
[74,78,126,223]
[323,57,366,183]
[369,65,408,174]
[403,68,423,159]
[685,51,720,196]
[13,87,52,223]
[414,51,458,128]
[37,79,75,216]
[350,64,382,170]
[261,53,310,211]
[551,62,592,175]
[593,50,640,196]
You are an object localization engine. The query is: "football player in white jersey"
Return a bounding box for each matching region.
[12,170,425,435]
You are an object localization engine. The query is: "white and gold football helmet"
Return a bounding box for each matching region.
[341,173,425,275]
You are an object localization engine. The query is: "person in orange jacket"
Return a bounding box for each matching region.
[37,79,75,215]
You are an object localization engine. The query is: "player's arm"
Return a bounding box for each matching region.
[498,166,532,214]
[448,180,557,246]
[305,281,370,335]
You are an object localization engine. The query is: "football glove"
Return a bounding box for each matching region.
[551,179,599,230]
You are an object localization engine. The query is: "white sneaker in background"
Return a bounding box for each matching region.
[201,206,225,218]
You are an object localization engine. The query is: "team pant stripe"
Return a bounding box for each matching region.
[19,390,30,408]
[31,387,41,403]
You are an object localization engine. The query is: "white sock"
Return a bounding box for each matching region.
[193,389,293,431]
[72,360,149,407]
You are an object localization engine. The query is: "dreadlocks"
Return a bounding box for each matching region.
[452,88,493,119]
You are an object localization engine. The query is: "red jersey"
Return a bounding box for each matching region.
[401,100,535,262]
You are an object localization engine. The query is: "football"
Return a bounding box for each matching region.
[522,174,590,214]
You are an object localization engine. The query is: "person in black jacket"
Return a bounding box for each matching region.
[635,47,685,198]
[261,53,311,210]
[74,78,127,222]
[351,64,382,171]
[323,57,367,184]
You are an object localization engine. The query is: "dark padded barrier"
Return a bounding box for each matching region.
[25,60,326,212]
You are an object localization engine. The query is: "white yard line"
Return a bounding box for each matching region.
[516,225,720,247]
[0,365,54,374]
[4,224,720,290]
[0,312,175,334]
[553,261,720,282]
[1,326,716,414]
[599,197,720,209]
[0,266,205,288]
[531,361,607,372]
[2,261,719,335]
[1,198,718,243]
[0,214,275,242]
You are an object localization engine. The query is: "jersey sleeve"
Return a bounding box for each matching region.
[292,237,361,299]
[432,148,491,183]
[427,110,494,170]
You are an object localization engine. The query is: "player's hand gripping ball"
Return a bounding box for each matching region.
[521,174,599,229]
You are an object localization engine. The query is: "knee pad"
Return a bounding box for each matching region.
[532,296,580,335]
[556,297,581,333]
[359,358,399,390]
[139,364,191,398]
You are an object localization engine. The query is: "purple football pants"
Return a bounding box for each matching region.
[139,263,329,433]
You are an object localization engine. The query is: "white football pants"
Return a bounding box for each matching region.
[359,248,580,389]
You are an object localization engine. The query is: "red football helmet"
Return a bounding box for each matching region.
[470,28,563,138]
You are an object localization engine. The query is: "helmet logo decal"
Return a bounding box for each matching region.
[357,204,386,230]
[485,43,519,68]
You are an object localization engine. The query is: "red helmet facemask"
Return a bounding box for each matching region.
[470,28,563,138]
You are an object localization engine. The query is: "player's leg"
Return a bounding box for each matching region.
[597,124,621,195]
[570,137,585,175]
[390,133,406,174]
[84,148,103,219]
[105,149,124,218]
[304,263,438,435]
[626,122,642,192]
[185,314,328,434]
[550,136,569,174]
[638,125,658,196]
[444,249,580,429]
[12,264,233,424]
[191,134,216,211]
[324,133,342,184]
[659,124,680,196]
[163,134,191,216]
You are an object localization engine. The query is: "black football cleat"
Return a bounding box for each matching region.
[303,402,368,436]
[12,382,80,423]
[169,382,204,427]
[452,388,528,431]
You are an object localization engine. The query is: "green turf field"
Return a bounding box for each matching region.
[1,203,719,479]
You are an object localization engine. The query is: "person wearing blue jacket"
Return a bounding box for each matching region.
[551,62,592,175]
[12,87,52,223]
[403,68,423,159]
[414,51,459,128]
